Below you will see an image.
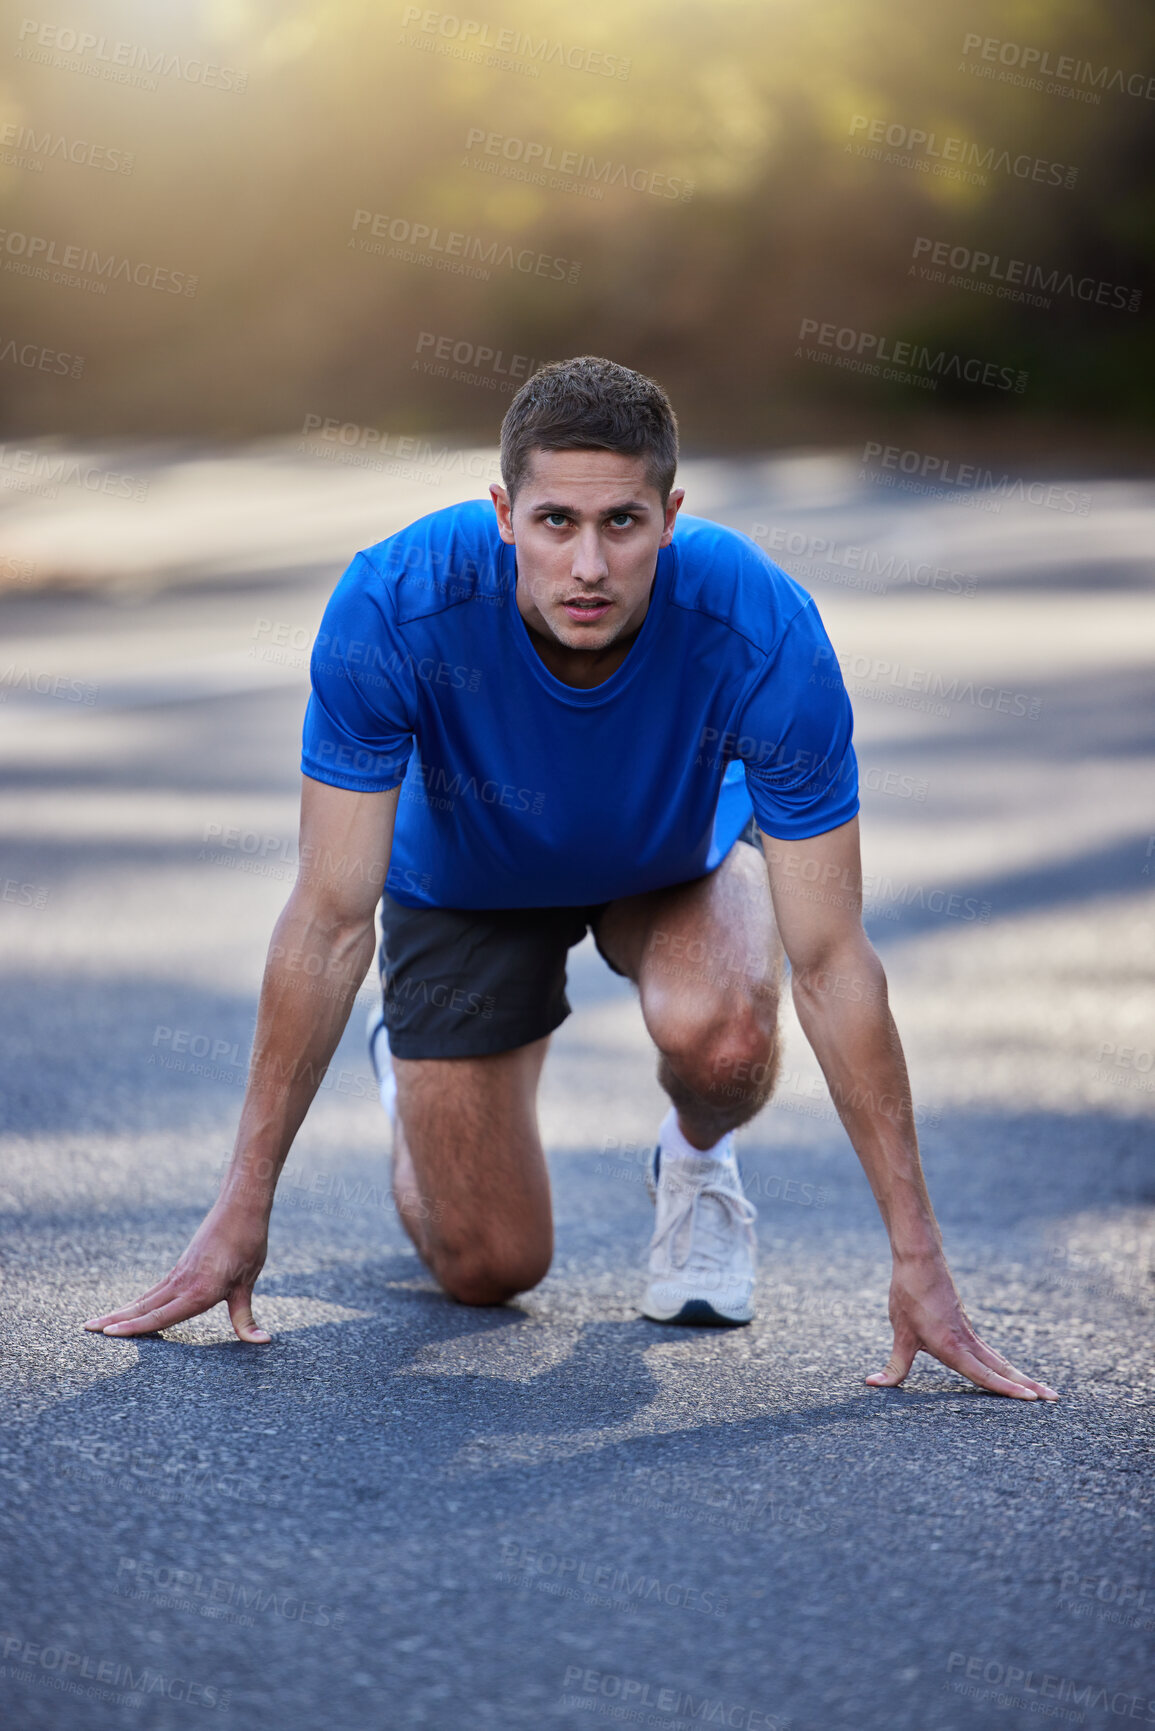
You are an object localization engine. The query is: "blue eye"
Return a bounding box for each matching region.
[610,513,634,528]
[545,512,568,527]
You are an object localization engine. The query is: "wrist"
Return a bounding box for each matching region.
[887,1215,944,1265]
[215,1167,276,1222]
[893,1232,948,1274]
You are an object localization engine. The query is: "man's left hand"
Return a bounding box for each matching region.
[866,1255,1060,1400]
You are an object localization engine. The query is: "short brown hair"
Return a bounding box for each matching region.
[499,355,679,504]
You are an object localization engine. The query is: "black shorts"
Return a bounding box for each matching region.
[376,817,762,1060]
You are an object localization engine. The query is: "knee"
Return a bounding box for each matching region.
[651,991,779,1102]
[433,1233,552,1307]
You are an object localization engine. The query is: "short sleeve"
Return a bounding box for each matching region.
[300,552,417,792]
[737,600,859,838]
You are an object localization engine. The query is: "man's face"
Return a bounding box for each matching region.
[491,448,683,653]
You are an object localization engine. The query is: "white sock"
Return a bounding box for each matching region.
[379,1066,397,1123]
[658,1105,732,1165]
[369,1015,397,1122]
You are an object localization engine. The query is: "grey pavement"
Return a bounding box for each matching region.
[0,445,1152,1730]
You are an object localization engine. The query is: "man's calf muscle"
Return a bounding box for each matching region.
[390,1044,554,1304]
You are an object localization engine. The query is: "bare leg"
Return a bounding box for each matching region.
[596,841,783,1148]
[389,1036,554,1305]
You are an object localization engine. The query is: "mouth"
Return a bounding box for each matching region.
[561,596,613,625]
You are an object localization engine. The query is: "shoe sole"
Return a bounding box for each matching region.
[641,1298,753,1329]
[644,1146,755,1327]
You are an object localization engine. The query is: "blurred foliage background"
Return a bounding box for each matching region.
[1,0,1152,453]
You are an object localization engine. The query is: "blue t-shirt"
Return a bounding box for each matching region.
[301,500,858,909]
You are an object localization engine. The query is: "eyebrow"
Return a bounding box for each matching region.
[530,499,653,515]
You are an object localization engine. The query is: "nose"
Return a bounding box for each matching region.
[570,525,609,586]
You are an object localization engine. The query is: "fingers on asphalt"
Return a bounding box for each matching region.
[864,1340,916,1386]
[101,1294,203,1336]
[84,1278,179,1329]
[865,1337,1060,1401]
[954,1346,1046,1399]
[227,1291,271,1344]
[970,1336,1060,1400]
[84,1301,169,1330]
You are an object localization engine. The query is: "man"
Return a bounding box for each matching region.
[87,356,1058,1401]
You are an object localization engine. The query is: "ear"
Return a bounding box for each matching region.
[659,487,685,547]
[489,483,515,544]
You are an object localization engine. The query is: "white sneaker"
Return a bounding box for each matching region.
[642,1137,757,1326]
[366,1003,397,1123]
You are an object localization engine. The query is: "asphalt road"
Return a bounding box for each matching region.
[1,444,1152,1731]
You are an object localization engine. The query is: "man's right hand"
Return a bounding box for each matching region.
[84,1203,272,1343]
[84,779,399,1348]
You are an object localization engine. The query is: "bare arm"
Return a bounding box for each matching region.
[761,816,1058,1401]
[85,777,400,1342]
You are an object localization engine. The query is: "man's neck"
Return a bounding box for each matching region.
[519,616,647,689]
[516,578,653,689]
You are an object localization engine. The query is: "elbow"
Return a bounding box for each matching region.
[789,933,887,1016]
[278,881,378,952]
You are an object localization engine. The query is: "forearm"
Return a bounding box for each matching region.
[791,939,942,1260]
[218,893,377,1218]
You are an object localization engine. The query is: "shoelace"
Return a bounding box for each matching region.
[651,1174,756,1273]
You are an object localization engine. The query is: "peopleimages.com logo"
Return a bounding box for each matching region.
[960,33,1155,102]
[848,114,1077,188]
[15,19,247,86]
[0,226,197,294]
[413,330,541,391]
[0,121,134,173]
[812,644,1042,722]
[798,317,1027,393]
[910,236,1141,313]
[0,335,84,377]
[349,209,581,283]
[752,523,977,597]
[945,1651,1155,1723]
[498,1540,727,1616]
[398,7,631,79]
[298,413,502,485]
[858,441,1091,515]
[0,1631,229,1711]
[463,128,693,200]
[559,1664,789,1729]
